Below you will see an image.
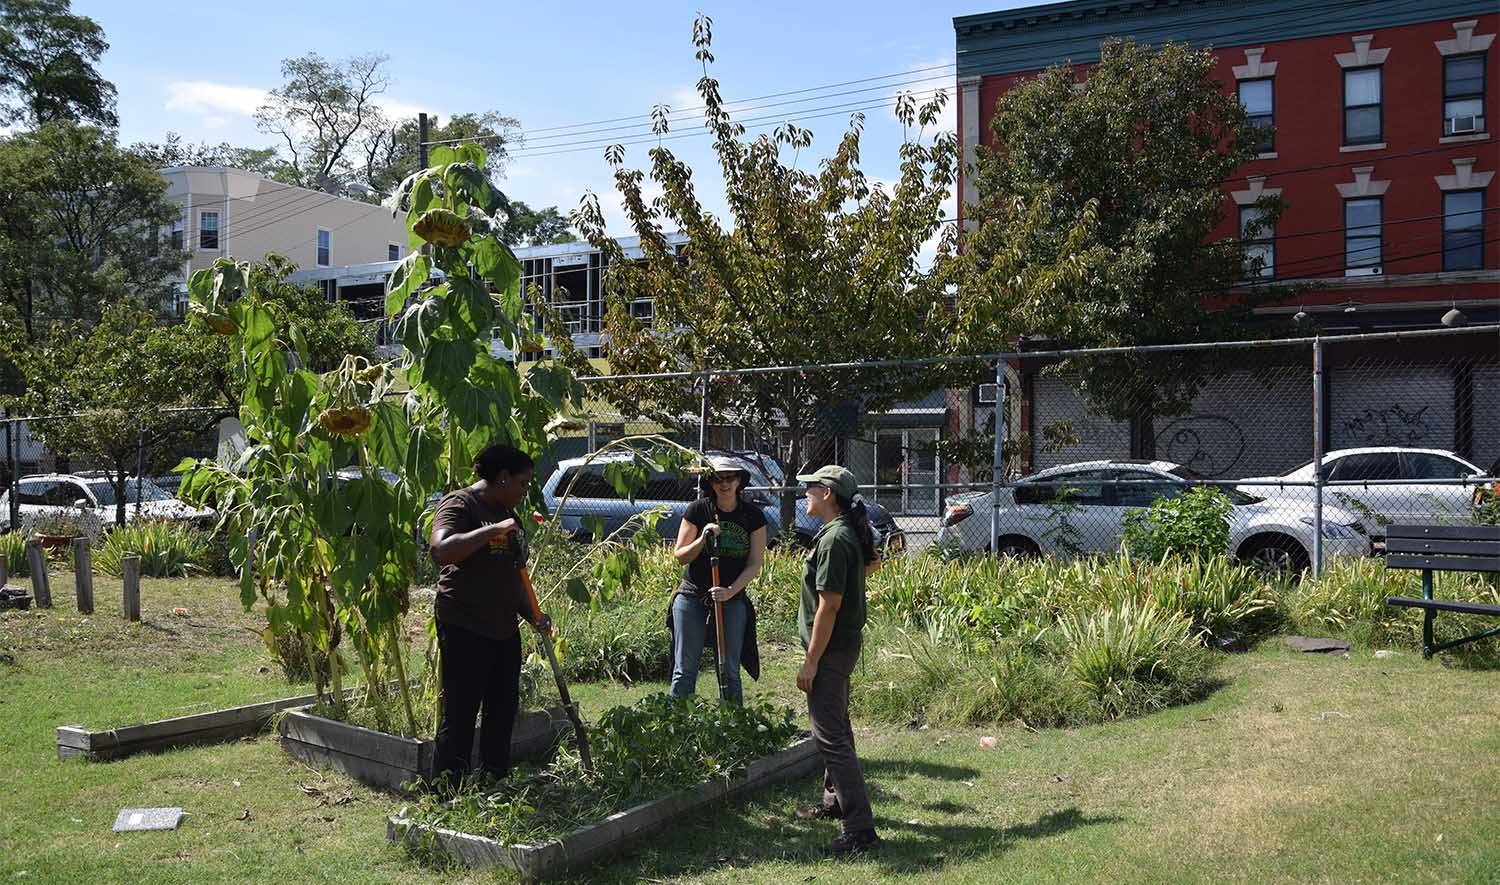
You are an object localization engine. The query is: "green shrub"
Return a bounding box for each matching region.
[95,520,210,578]
[2,532,28,579]
[1055,597,1193,716]
[1121,487,1233,561]
[1287,558,1500,662]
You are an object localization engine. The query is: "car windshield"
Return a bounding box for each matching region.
[86,479,176,506]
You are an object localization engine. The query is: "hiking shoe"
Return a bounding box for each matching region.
[795,803,843,821]
[827,829,881,855]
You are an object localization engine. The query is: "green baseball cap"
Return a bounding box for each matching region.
[796,465,858,499]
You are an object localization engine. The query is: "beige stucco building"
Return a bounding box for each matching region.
[159,166,409,312]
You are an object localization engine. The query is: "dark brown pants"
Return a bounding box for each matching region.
[807,638,874,834]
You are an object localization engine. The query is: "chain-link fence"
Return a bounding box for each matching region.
[3,326,1496,576]
[550,326,1498,575]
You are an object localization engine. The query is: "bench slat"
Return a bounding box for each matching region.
[1385,524,1500,542]
[1385,554,1500,573]
[1386,596,1500,617]
[1386,537,1500,556]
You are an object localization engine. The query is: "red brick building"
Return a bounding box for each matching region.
[955,0,1499,331]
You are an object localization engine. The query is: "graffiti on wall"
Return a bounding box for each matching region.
[1156,415,1247,477]
[1341,405,1431,446]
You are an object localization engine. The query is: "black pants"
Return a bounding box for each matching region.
[433,622,521,783]
[807,638,874,834]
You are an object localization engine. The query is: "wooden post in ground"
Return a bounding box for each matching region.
[0,553,8,588]
[122,555,141,622]
[25,538,50,608]
[72,537,94,614]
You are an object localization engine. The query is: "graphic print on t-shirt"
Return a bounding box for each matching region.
[715,516,750,560]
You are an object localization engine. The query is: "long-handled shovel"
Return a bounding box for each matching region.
[709,519,730,702]
[513,527,592,773]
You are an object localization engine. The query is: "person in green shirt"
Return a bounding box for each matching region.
[792,464,882,855]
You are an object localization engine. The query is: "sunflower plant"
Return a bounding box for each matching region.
[175,145,583,734]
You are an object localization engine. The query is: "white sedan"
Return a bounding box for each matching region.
[0,472,215,537]
[936,459,1370,573]
[1237,447,1488,537]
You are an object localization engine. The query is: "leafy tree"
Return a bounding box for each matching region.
[360,111,520,200]
[0,122,185,337]
[17,257,372,526]
[20,304,210,526]
[126,131,289,178]
[955,40,1286,458]
[572,14,959,526]
[504,200,577,247]
[0,0,115,127]
[254,52,392,197]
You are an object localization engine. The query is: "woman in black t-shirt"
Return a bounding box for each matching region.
[427,443,552,786]
[669,456,767,703]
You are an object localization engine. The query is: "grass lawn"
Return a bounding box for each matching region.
[2,574,1497,883]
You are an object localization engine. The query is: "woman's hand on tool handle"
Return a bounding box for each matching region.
[709,585,738,603]
[532,611,553,636]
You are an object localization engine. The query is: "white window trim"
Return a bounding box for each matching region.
[198,210,220,251]
[1339,142,1387,153]
[1231,175,1282,206]
[1335,166,1390,199]
[1232,48,1278,79]
[1335,34,1390,68]
[1435,20,1496,56]
[1440,133,1491,145]
[316,228,332,266]
[1434,157,1495,191]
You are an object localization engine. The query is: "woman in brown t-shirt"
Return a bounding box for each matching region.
[428,443,551,785]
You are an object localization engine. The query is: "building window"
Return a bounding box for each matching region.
[1443,189,1485,270]
[1343,67,1382,146]
[317,229,331,266]
[1238,78,1274,154]
[388,243,400,261]
[1443,54,1486,136]
[171,218,184,251]
[199,211,219,250]
[320,279,337,302]
[1344,197,1382,273]
[1239,205,1275,279]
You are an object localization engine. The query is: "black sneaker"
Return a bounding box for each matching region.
[827,829,881,856]
[795,803,843,821]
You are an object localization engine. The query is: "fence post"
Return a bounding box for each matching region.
[4,412,17,531]
[0,551,7,588]
[72,537,94,614]
[1311,337,1325,578]
[991,359,1006,556]
[698,371,711,453]
[122,555,141,622]
[25,538,51,609]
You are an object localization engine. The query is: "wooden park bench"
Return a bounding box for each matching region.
[1384,524,1500,659]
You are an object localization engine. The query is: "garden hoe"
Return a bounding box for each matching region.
[513,526,593,773]
[709,517,730,702]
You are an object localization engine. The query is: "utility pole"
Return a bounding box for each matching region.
[418,113,429,169]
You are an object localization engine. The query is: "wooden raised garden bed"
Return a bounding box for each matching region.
[57,691,325,761]
[280,705,573,794]
[386,737,819,881]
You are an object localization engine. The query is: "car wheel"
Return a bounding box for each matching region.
[1239,534,1309,576]
[991,535,1039,559]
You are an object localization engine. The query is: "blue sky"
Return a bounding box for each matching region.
[75,0,1030,243]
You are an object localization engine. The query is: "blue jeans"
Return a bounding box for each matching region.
[670,592,747,703]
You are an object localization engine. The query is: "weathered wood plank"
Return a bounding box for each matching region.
[1386,553,1500,572]
[389,738,821,880]
[55,691,323,760]
[1386,524,1500,541]
[278,710,427,771]
[1386,596,1500,617]
[1386,537,1500,556]
[282,736,425,794]
[25,538,50,609]
[122,555,141,621]
[72,537,93,614]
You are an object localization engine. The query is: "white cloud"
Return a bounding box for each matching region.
[164,81,268,117]
[377,96,437,123]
